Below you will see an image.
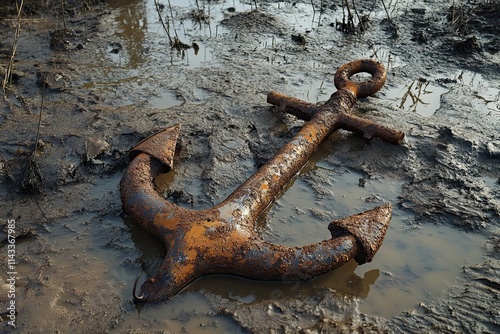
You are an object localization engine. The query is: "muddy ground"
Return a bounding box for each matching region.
[0,0,499,333]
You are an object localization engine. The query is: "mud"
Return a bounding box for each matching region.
[0,0,499,333]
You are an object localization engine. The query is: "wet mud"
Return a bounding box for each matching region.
[1,0,499,333]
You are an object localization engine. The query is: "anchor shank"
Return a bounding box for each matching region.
[221,90,356,227]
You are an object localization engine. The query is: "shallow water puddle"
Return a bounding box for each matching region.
[146,140,486,320]
[96,0,491,327]
[366,46,405,70]
[97,0,311,108]
[255,159,485,317]
[385,78,448,117]
[455,70,499,111]
[360,216,485,317]
[149,89,184,109]
[106,0,215,68]
[95,0,347,108]
[84,0,220,108]
[116,292,247,333]
[384,69,499,117]
[287,71,337,103]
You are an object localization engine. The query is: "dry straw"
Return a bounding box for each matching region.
[2,0,24,92]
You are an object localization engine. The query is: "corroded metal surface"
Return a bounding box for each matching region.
[334,58,387,98]
[267,91,405,145]
[128,125,181,167]
[120,59,404,302]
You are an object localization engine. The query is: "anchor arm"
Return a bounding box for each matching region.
[234,236,360,281]
[136,237,361,302]
[136,232,361,302]
[136,203,391,302]
[120,124,187,238]
[120,153,168,237]
[235,203,391,280]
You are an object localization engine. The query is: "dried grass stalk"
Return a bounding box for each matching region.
[2,0,24,91]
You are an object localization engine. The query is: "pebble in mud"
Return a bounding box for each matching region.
[85,138,110,159]
[486,141,500,158]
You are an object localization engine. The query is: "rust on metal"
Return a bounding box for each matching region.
[120,59,404,302]
[334,58,387,98]
[128,125,181,167]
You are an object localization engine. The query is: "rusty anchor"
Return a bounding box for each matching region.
[121,59,405,302]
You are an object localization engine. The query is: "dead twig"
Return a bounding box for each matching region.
[167,0,180,41]
[61,0,67,34]
[380,0,399,37]
[337,0,356,33]
[154,0,191,51]
[21,75,45,193]
[2,0,24,92]
[154,0,172,44]
[449,0,470,35]
[351,0,368,31]
[336,0,370,33]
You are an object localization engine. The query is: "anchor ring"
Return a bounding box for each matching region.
[334,59,387,98]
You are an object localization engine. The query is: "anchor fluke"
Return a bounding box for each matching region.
[128,124,181,168]
[329,203,392,264]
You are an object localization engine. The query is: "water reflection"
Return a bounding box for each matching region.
[186,259,379,302]
[386,78,449,117]
[104,0,214,68]
[107,0,147,68]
